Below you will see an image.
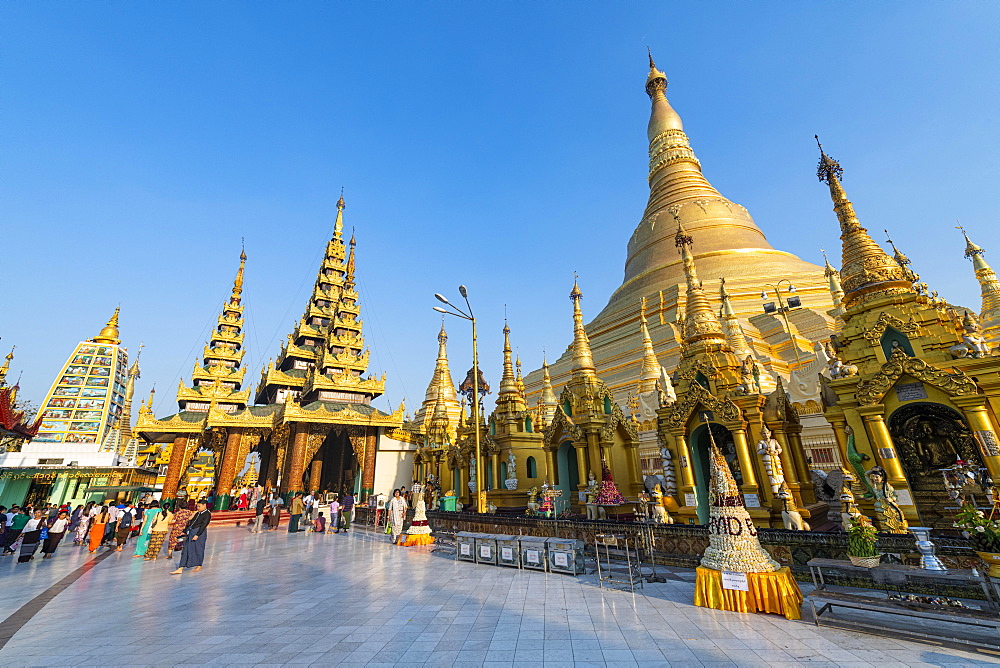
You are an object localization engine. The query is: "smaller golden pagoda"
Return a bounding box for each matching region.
[814,141,1000,529]
[959,227,1000,348]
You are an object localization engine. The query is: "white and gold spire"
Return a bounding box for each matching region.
[413,320,461,434]
[538,356,558,427]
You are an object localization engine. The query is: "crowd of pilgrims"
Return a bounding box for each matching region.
[0,484,426,566]
[0,498,205,564]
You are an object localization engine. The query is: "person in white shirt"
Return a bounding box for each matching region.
[303,492,315,524]
[42,511,69,558]
[103,503,122,545]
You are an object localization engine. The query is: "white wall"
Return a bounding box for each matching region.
[373,433,415,497]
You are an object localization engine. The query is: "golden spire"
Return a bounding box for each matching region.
[0,346,13,386]
[822,249,845,306]
[538,354,558,427]
[414,319,459,432]
[569,278,596,377]
[638,298,660,393]
[718,278,753,358]
[515,354,525,397]
[231,243,247,301]
[815,137,912,308]
[92,307,121,344]
[645,49,684,138]
[345,231,357,288]
[334,190,345,238]
[498,321,519,397]
[119,344,142,442]
[675,223,726,346]
[959,226,1000,341]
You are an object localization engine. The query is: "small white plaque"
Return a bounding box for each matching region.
[501,546,513,561]
[895,489,913,507]
[743,493,760,508]
[460,543,471,556]
[553,552,569,567]
[895,382,927,401]
[721,570,749,591]
[526,549,540,564]
[479,545,492,558]
[685,493,697,507]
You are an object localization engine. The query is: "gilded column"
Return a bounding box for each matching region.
[286,425,308,495]
[309,458,323,493]
[544,448,556,485]
[574,444,589,488]
[490,452,500,492]
[214,430,243,510]
[729,426,759,496]
[673,431,696,490]
[954,397,1000,482]
[160,435,190,509]
[362,428,377,499]
[786,425,815,504]
[858,407,907,485]
[826,410,851,469]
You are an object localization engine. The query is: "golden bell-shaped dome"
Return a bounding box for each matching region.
[92,307,121,344]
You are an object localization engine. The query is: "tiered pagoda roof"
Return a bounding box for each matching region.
[177,249,251,413]
[255,195,385,406]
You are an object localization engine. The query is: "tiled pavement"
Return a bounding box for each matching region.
[0,524,994,666]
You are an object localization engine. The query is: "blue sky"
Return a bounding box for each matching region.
[4,2,999,415]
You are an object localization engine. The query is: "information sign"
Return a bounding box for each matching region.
[721,570,749,591]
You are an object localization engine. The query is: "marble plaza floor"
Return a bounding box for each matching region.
[0,524,995,667]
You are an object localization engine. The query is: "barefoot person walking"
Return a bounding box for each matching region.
[171,500,211,575]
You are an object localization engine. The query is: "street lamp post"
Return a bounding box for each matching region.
[434,287,486,513]
[760,279,803,366]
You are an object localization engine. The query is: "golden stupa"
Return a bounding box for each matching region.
[526,55,836,405]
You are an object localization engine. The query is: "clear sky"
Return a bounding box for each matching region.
[4,2,999,417]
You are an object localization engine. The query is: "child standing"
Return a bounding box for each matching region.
[327,497,340,533]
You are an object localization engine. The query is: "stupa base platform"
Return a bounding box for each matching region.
[694,566,803,620]
[400,533,436,547]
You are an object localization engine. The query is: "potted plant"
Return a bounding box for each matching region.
[955,502,1000,577]
[846,515,881,567]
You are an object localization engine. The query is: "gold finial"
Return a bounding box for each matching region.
[92,306,121,344]
[232,245,247,299]
[958,224,986,259]
[645,48,667,94]
[334,190,345,238]
[345,230,356,286]
[0,345,13,385]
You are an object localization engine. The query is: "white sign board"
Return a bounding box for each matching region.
[685,493,697,507]
[895,382,927,402]
[743,493,760,508]
[895,489,913,507]
[460,543,471,556]
[721,570,749,591]
[526,549,540,564]
[553,552,569,567]
[479,545,492,558]
[501,546,513,561]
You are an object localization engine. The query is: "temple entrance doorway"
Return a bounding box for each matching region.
[889,402,978,528]
[306,430,357,496]
[690,422,739,525]
[555,441,579,502]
